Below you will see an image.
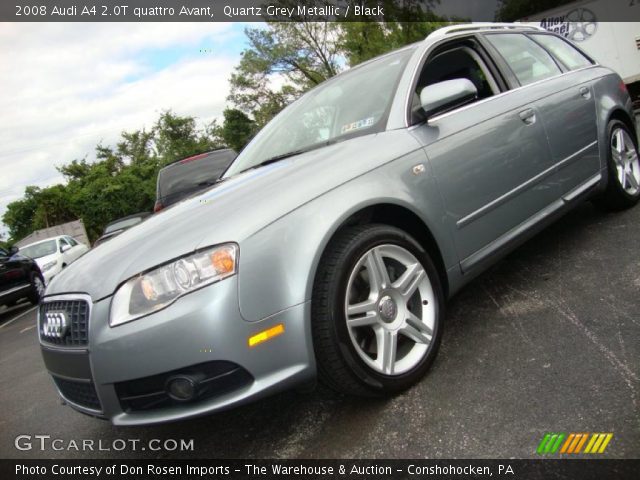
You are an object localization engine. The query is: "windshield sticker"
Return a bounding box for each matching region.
[341,116,375,134]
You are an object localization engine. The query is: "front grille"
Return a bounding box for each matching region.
[115,361,253,413]
[53,376,102,411]
[40,299,89,346]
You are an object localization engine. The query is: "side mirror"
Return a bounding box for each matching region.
[60,244,71,253]
[420,78,478,120]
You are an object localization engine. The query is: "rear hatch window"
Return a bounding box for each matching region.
[157,150,237,207]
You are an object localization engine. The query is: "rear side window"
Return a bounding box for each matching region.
[529,34,592,70]
[486,33,561,86]
[158,150,237,202]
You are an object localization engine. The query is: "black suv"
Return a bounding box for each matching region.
[154,149,237,212]
[0,246,45,307]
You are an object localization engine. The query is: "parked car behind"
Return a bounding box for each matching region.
[93,212,151,247]
[39,24,639,425]
[19,235,88,285]
[154,149,237,212]
[0,246,44,308]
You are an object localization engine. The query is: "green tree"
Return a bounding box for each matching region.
[154,111,223,165]
[31,184,75,230]
[227,1,453,127]
[339,1,449,65]
[2,186,41,242]
[3,111,224,244]
[218,108,257,152]
[495,0,574,21]
[228,21,341,127]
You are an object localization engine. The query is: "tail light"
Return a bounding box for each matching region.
[619,80,628,94]
[153,201,163,213]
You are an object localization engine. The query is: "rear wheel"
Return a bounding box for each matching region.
[27,273,45,305]
[312,224,444,396]
[599,120,640,210]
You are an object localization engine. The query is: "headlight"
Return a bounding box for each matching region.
[109,243,238,327]
[42,261,58,272]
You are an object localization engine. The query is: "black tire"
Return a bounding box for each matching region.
[311,224,444,396]
[598,119,640,210]
[27,272,44,305]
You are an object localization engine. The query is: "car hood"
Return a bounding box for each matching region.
[46,130,420,301]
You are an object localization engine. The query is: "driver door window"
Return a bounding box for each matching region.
[410,39,558,269]
[412,45,499,124]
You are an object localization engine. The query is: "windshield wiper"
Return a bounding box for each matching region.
[236,149,309,175]
[232,139,342,177]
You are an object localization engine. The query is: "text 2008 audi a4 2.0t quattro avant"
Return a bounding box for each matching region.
[39,24,639,425]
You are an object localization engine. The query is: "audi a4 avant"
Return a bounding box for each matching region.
[39,24,639,424]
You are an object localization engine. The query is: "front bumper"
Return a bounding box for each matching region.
[38,277,315,425]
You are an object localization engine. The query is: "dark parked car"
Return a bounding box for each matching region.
[154,149,237,212]
[93,212,151,247]
[0,246,45,307]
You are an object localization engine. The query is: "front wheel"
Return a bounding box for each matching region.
[598,120,640,210]
[27,273,45,305]
[312,224,444,396]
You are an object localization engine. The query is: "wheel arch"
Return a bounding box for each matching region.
[608,108,638,146]
[312,202,450,299]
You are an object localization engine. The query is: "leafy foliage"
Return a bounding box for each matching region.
[218,109,257,152]
[228,21,341,128]
[495,0,575,21]
[339,1,449,65]
[228,1,453,126]
[3,111,223,244]
[5,9,461,245]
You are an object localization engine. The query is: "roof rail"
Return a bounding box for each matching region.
[426,23,546,40]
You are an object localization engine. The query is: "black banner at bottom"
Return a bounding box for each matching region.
[3,459,639,480]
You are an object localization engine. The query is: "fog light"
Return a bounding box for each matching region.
[165,376,197,401]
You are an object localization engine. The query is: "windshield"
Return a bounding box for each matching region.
[224,47,414,177]
[20,239,57,259]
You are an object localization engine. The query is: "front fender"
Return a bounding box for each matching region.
[237,147,455,322]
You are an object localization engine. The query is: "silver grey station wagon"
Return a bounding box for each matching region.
[40,23,639,425]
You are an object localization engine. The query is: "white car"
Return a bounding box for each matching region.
[19,235,89,285]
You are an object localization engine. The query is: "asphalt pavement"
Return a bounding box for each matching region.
[1,196,638,460]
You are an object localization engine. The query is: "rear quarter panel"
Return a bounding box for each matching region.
[591,68,637,183]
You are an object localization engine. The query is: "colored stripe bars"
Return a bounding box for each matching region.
[537,433,613,454]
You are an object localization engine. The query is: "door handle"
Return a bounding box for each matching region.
[519,108,536,125]
[579,86,591,99]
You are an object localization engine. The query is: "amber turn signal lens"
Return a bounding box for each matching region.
[248,324,285,347]
[211,248,235,274]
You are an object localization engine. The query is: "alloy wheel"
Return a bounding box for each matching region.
[34,276,45,297]
[344,244,435,376]
[611,127,640,196]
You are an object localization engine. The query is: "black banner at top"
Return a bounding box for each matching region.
[1,0,640,22]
